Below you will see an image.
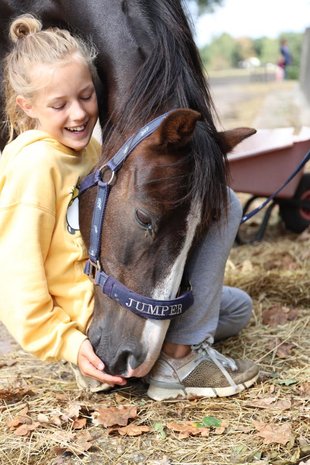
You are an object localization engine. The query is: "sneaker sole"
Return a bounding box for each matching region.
[147,372,259,401]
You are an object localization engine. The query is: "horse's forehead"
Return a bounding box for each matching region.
[130,136,189,174]
[122,145,190,205]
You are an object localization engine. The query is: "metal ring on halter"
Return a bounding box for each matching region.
[98,164,116,185]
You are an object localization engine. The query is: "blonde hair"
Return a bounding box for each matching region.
[3,14,97,142]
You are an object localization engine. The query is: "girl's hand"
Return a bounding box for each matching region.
[77,339,126,386]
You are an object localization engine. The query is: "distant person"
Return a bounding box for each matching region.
[278,38,292,79]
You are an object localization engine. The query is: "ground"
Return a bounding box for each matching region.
[0,78,309,465]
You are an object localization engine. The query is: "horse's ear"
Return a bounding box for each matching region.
[218,127,257,154]
[155,108,202,148]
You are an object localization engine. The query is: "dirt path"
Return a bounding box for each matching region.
[210,79,310,130]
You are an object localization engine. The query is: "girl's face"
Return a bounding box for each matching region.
[17,56,98,152]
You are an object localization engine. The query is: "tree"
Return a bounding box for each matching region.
[200,32,303,79]
[253,37,278,64]
[200,33,237,70]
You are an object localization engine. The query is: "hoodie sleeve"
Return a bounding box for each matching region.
[0,146,88,365]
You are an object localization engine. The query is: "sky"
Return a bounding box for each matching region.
[188,0,310,47]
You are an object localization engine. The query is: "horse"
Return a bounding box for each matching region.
[0,0,255,384]
[76,1,256,383]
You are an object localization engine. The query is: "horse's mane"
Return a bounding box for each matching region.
[103,0,228,229]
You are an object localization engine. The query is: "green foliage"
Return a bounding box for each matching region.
[196,416,222,428]
[253,37,279,64]
[275,378,298,386]
[153,422,166,439]
[200,33,237,70]
[200,31,304,79]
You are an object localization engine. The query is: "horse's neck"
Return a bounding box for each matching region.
[59,1,154,118]
[99,2,154,118]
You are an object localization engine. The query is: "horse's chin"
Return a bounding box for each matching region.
[125,360,157,378]
[125,352,161,378]
[124,318,170,378]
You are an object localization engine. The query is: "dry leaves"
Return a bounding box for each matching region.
[246,397,292,410]
[267,337,296,358]
[7,404,94,454]
[166,419,228,439]
[72,418,87,430]
[6,406,39,436]
[167,421,210,438]
[91,405,149,437]
[114,424,150,437]
[298,382,310,397]
[262,305,299,327]
[6,401,89,437]
[6,400,151,441]
[253,420,294,445]
[53,430,94,455]
[91,405,137,427]
[60,403,81,421]
[0,387,36,403]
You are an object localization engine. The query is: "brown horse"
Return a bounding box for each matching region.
[76,2,255,382]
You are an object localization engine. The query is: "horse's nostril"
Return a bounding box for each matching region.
[108,349,143,376]
[127,353,141,370]
[115,350,131,374]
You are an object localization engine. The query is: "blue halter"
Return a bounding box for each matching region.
[79,112,194,320]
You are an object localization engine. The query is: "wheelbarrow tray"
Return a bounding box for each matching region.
[228,127,310,198]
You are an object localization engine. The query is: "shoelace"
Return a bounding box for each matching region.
[192,341,238,389]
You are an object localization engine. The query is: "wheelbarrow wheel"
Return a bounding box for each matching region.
[279,173,310,233]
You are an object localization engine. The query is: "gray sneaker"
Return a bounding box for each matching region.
[146,342,259,401]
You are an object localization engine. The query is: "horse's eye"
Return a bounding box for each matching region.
[135,209,152,229]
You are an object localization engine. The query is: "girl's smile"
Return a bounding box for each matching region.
[17,56,98,152]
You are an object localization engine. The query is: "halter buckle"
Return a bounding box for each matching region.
[98,164,116,185]
[85,259,101,280]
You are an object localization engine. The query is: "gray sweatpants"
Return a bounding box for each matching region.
[166,189,252,345]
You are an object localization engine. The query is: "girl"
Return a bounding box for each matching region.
[0,14,125,388]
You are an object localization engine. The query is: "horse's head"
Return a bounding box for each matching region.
[79,109,255,379]
[80,109,201,377]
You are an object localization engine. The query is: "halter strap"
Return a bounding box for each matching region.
[84,261,193,320]
[79,111,194,320]
[79,112,170,196]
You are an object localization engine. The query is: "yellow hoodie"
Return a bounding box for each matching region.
[0,130,100,365]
